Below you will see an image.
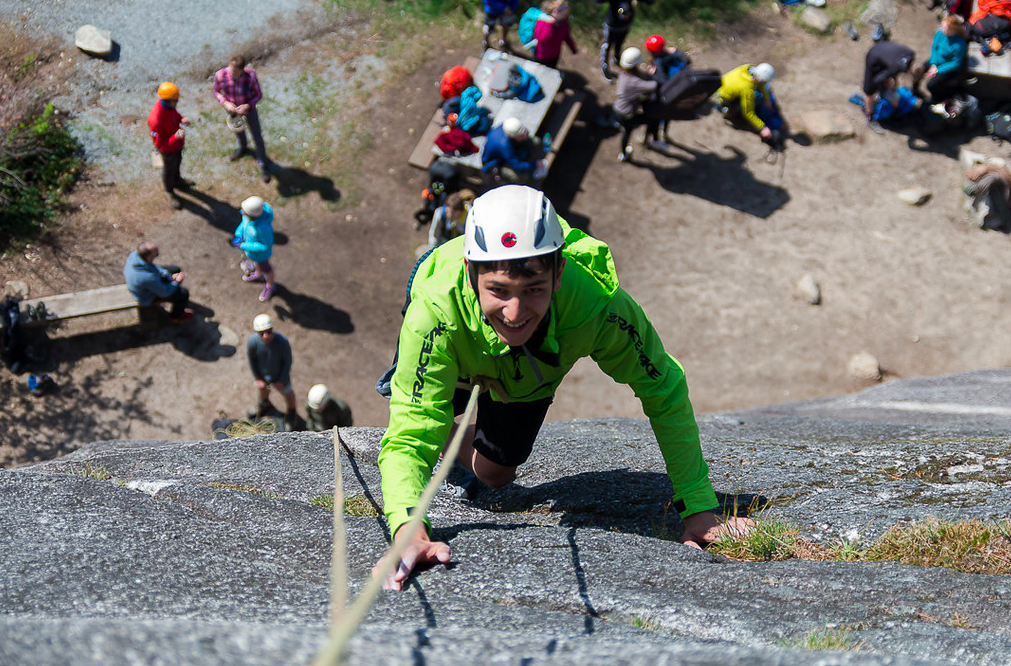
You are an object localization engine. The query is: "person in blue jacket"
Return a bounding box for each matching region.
[481,117,546,185]
[123,242,192,323]
[233,196,276,302]
[482,0,519,50]
[922,14,968,103]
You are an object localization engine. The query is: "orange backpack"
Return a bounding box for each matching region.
[439,66,474,101]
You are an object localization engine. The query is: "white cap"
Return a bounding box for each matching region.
[307,384,330,409]
[503,117,525,137]
[252,313,273,332]
[619,47,642,70]
[752,63,775,83]
[241,196,264,218]
[463,185,564,262]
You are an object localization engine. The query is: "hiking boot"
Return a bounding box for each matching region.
[229,147,246,161]
[843,21,859,40]
[871,23,886,42]
[249,399,271,420]
[617,145,633,162]
[258,285,274,302]
[283,410,297,432]
[168,309,194,324]
[261,171,271,184]
[177,178,195,191]
[601,62,615,81]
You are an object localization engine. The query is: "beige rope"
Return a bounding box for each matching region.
[329,426,347,626]
[311,383,481,666]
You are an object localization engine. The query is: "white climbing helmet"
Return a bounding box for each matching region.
[307,384,330,409]
[752,62,775,83]
[252,313,273,332]
[241,196,264,218]
[503,117,525,137]
[463,185,564,263]
[619,47,642,70]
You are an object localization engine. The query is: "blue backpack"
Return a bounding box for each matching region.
[518,8,546,51]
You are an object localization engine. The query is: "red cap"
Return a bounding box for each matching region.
[645,34,665,54]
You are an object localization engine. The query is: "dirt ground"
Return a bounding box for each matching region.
[3,3,1011,467]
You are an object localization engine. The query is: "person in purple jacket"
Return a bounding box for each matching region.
[482,0,519,50]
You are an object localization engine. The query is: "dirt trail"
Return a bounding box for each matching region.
[2,3,1010,466]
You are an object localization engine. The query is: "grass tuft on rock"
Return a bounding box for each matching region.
[711,515,1011,575]
[780,626,864,652]
[311,493,380,517]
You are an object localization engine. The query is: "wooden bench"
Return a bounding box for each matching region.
[20,284,144,326]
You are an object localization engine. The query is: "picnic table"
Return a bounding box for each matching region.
[408,50,583,182]
[967,0,1011,98]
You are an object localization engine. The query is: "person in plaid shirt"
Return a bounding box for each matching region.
[213,55,272,183]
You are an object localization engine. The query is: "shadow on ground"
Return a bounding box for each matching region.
[269,284,354,334]
[270,164,341,202]
[26,306,237,364]
[637,141,790,218]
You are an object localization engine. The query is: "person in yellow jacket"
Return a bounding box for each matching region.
[715,62,783,145]
[372,185,754,590]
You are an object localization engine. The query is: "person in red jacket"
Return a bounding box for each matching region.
[147,81,191,210]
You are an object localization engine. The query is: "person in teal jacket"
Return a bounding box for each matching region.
[374,185,753,590]
[922,14,968,103]
[233,195,276,302]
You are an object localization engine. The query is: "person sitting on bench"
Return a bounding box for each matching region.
[124,242,193,324]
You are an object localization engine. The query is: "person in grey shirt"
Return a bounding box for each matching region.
[247,313,297,430]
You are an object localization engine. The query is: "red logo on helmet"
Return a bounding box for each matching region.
[501,232,517,248]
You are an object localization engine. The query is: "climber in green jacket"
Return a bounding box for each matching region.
[375,185,752,590]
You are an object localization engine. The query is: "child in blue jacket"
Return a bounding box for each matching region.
[233,196,276,302]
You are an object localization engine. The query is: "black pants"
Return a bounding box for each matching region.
[619,113,660,152]
[160,150,182,193]
[926,70,964,103]
[161,286,189,318]
[600,23,629,69]
[232,107,269,170]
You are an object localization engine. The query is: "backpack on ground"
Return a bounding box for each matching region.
[440,66,474,101]
[986,110,1011,143]
[413,158,460,228]
[517,8,546,51]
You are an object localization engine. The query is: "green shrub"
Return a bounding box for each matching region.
[0,102,83,245]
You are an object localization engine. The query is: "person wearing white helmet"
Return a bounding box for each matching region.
[481,117,547,184]
[232,196,276,301]
[374,184,753,591]
[304,383,353,432]
[613,47,667,162]
[247,314,298,430]
[714,62,785,146]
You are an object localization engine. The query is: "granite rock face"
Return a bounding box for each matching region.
[3,369,1011,665]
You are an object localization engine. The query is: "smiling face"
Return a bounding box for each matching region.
[473,259,564,347]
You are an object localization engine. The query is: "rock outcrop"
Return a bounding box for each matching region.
[3,369,1011,665]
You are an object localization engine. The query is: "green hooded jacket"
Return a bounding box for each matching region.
[378,222,718,537]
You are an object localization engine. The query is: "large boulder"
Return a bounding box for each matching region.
[3,369,1011,665]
